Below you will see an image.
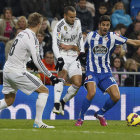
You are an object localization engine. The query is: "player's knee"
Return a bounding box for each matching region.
[87,91,95,100]
[36,85,49,94]
[111,93,120,102]
[73,81,81,88]
[5,97,15,106]
[7,99,15,106]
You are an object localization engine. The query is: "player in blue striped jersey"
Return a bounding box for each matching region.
[75,15,140,126]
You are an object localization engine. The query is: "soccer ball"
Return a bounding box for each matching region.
[127,113,140,126]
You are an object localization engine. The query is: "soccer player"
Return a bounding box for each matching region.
[52,6,85,115]
[75,15,140,126]
[0,12,60,128]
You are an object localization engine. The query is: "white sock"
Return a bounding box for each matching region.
[0,99,8,110]
[35,93,48,123]
[54,81,64,103]
[63,84,79,103]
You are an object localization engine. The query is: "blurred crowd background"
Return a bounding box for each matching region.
[0,0,140,87]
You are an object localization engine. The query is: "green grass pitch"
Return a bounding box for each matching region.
[0,120,140,140]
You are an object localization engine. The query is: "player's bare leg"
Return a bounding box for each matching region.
[34,85,54,128]
[95,85,120,126]
[60,75,82,115]
[75,82,96,126]
[0,92,15,110]
[53,70,67,115]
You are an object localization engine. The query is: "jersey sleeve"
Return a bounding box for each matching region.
[52,23,62,59]
[84,36,89,49]
[77,20,85,53]
[113,32,128,45]
[25,34,52,78]
[84,32,93,49]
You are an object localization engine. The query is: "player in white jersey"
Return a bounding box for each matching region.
[75,15,140,126]
[0,12,60,128]
[52,6,85,115]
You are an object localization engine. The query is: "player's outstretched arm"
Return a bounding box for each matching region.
[126,39,140,47]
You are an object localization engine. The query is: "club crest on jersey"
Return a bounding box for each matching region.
[105,36,109,41]
[115,32,120,36]
[64,26,67,31]
[93,45,108,56]
[85,75,93,80]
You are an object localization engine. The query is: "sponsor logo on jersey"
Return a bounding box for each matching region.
[63,35,77,42]
[93,45,108,56]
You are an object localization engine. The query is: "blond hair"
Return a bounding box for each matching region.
[125,59,138,72]
[28,12,43,28]
[43,17,52,32]
[112,2,125,13]
[16,16,27,30]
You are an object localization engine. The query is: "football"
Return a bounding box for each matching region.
[127,113,140,126]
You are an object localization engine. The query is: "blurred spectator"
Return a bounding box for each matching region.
[111,45,127,66]
[111,56,127,86]
[16,16,27,30]
[126,23,140,58]
[41,17,52,51]
[111,2,132,28]
[86,1,95,17]
[94,2,109,30]
[0,7,16,43]
[37,30,51,59]
[132,47,140,64]
[125,11,140,37]
[114,23,127,36]
[124,59,140,87]
[5,28,23,60]
[39,51,57,85]
[10,16,27,40]
[76,0,93,33]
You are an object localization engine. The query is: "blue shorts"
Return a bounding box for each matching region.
[84,71,117,93]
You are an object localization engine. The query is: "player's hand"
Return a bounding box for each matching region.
[26,60,38,71]
[76,52,86,65]
[55,57,64,71]
[50,75,60,85]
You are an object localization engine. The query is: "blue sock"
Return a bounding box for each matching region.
[97,97,116,115]
[79,97,92,120]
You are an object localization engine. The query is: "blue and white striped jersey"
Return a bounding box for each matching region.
[85,31,127,73]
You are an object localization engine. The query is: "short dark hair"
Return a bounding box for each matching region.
[99,2,108,8]
[28,12,43,28]
[99,15,111,24]
[114,23,127,31]
[37,30,45,37]
[45,51,54,57]
[64,6,76,14]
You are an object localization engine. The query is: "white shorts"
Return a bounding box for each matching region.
[62,56,82,78]
[2,69,43,95]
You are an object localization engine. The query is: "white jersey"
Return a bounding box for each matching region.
[52,18,84,59]
[4,28,52,77]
